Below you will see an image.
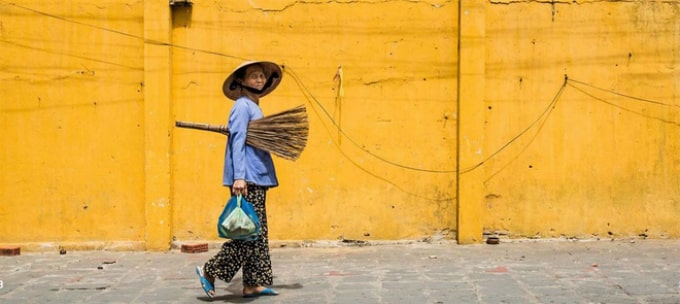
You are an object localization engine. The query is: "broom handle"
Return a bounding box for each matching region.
[175,121,230,136]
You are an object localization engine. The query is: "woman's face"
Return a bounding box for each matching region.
[241,65,266,91]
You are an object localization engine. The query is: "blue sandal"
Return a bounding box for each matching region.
[243,287,279,298]
[195,266,215,298]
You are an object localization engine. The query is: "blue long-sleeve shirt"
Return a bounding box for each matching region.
[222,97,278,187]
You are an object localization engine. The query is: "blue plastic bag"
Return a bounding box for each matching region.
[217,195,261,241]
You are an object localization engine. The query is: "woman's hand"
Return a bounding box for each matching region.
[233,179,247,196]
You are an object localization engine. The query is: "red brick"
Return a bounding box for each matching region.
[181,243,208,253]
[0,247,20,256]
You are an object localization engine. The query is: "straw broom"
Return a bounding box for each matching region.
[175,105,308,161]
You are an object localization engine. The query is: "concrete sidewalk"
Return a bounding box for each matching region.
[0,239,678,303]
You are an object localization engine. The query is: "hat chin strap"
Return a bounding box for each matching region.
[241,85,266,95]
[232,72,280,95]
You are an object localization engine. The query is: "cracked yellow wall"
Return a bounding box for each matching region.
[170,1,460,242]
[482,1,680,239]
[2,0,679,251]
[0,0,459,251]
[0,1,146,250]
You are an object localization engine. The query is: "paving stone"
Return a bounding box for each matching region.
[0,240,678,303]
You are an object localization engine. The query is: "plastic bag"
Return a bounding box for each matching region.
[217,195,261,241]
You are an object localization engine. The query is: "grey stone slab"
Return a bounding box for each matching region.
[534,295,585,304]
[642,294,680,304]
[1,240,679,303]
[529,286,575,297]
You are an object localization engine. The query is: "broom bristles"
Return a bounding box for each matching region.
[175,105,308,161]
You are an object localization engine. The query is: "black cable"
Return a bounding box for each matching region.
[484,91,559,184]
[567,82,680,127]
[285,67,458,173]
[568,78,679,108]
[459,80,567,174]
[287,67,455,201]
[4,1,585,178]
[0,0,247,61]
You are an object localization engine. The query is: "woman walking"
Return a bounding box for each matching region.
[196,60,283,298]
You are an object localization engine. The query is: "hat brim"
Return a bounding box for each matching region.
[222,61,283,101]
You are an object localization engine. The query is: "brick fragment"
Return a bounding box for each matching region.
[0,247,20,256]
[181,243,208,254]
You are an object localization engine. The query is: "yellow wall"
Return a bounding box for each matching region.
[482,1,680,239]
[0,1,146,250]
[1,0,678,251]
[170,1,459,242]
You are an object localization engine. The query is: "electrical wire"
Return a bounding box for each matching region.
[568,78,680,109]
[567,82,680,127]
[0,0,585,177]
[4,0,676,185]
[460,80,567,174]
[284,67,460,173]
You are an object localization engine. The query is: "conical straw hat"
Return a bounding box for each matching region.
[222,61,283,101]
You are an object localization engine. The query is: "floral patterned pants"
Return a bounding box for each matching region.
[204,185,273,287]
